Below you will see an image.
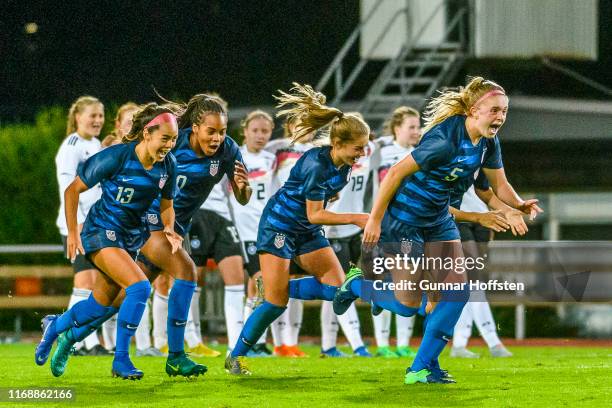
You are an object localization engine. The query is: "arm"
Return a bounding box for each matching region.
[482,167,543,220]
[230,160,252,205]
[449,206,509,233]
[64,177,89,261]
[362,154,419,243]
[160,198,182,253]
[475,187,528,236]
[306,199,368,228]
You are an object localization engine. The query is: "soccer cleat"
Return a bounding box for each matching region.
[450,347,480,358]
[320,347,349,358]
[35,314,59,366]
[112,358,144,380]
[490,344,513,357]
[158,344,169,356]
[253,277,265,309]
[166,352,207,378]
[396,346,417,358]
[273,345,293,357]
[136,347,165,357]
[375,346,399,358]
[247,343,273,357]
[225,355,251,376]
[77,344,113,356]
[187,342,221,358]
[371,303,383,317]
[353,346,373,357]
[286,345,308,357]
[50,331,76,377]
[333,266,363,315]
[404,368,456,385]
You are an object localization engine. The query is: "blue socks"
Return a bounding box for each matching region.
[356,279,419,317]
[289,277,337,301]
[54,293,107,335]
[410,289,468,372]
[167,278,196,354]
[231,301,286,357]
[70,306,118,342]
[115,280,151,361]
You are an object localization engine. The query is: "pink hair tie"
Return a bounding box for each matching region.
[144,112,178,129]
[473,90,506,107]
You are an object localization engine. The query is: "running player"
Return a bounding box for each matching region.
[225,83,370,375]
[369,106,421,358]
[36,104,180,380]
[321,111,372,358]
[337,76,542,384]
[230,110,277,356]
[54,96,111,357]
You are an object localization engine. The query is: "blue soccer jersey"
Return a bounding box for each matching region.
[78,142,177,254]
[262,145,352,234]
[388,115,503,227]
[147,128,244,236]
[449,168,490,209]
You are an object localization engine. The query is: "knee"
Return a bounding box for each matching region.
[399,299,422,309]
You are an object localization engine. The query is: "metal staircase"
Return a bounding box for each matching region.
[316,0,470,132]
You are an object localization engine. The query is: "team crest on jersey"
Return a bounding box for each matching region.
[400,238,412,255]
[274,233,286,249]
[159,175,168,189]
[106,230,117,242]
[190,238,201,250]
[147,213,159,225]
[210,160,220,176]
[332,242,342,253]
[247,243,257,255]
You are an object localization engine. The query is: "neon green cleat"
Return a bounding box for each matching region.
[404,369,431,384]
[333,265,363,315]
[165,352,207,378]
[375,346,399,358]
[396,346,417,358]
[50,331,76,377]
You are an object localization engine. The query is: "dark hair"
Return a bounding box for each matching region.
[122,103,175,143]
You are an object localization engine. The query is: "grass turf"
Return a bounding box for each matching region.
[0,343,610,407]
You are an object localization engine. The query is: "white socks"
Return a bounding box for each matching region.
[69,288,100,350]
[337,303,364,350]
[320,300,339,350]
[271,310,290,347]
[471,299,502,348]
[102,313,117,350]
[152,291,168,349]
[184,287,203,348]
[224,284,245,350]
[373,309,391,347]
[134,300,152,350]
[285,298,303,346]
[395,314,415,348]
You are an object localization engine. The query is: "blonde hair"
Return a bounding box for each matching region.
[422,77,505,133]
[387,106,420,138]
[102,102,140,147]
[241,109,274,133]
[66,96,103,136]
[275,83,369,145]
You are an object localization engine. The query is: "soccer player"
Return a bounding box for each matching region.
[230,110,277,356]
[36,104,180,380]
[321,111,372,358]
[99,102,162,357]
[225,83,370,375]
[369,106,421,358]
[338,76,542,384]
[54,95,112,357]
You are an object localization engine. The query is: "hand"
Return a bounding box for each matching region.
[362,217,381,250]
[66,231,85,262]
[233,161,250,191]
[517,198,543,221]
[352,213,369,229]
[164,227,183,254]
[476,210,510,233]
[502,208,528,236]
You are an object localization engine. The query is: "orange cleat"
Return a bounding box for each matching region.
[285,345,308,358]
[273,345,294,357]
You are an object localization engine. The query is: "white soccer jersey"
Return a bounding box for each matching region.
[265,138,314,193]
[371,137,414,195]
[460,185,489,213]
[55,132,102,235]
[201,178,233,221]
[229,146,276,242]
[325,141,376,239]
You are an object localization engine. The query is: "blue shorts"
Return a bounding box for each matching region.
[81,220,149,260]
[379,212,460,255]
[256,221,330,259]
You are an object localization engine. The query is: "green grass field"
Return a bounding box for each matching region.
[1,343,610,407]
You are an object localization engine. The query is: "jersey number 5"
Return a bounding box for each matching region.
[115,187,134,204]
[444,167,464,182]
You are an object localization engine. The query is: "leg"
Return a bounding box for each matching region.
[152,273,170,350]
[218,255,246,354]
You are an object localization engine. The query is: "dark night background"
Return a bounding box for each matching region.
[2,0,611,121]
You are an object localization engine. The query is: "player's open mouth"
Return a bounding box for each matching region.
[158,150,170,158]
[489,124,501,134]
